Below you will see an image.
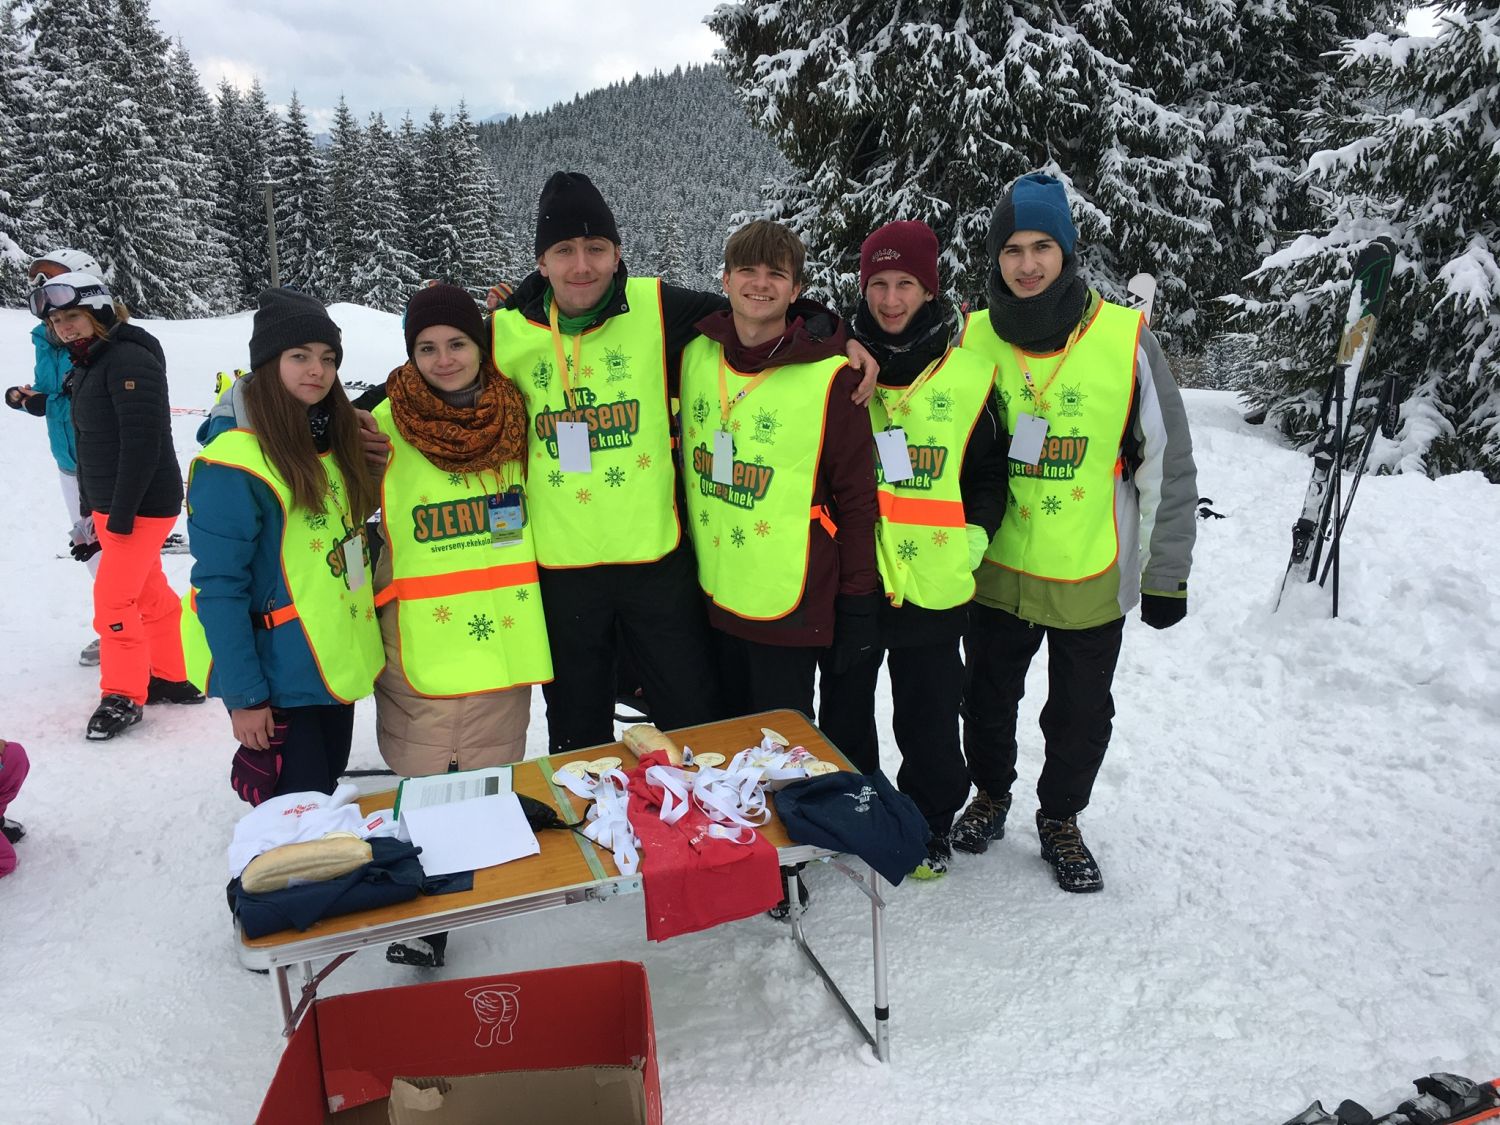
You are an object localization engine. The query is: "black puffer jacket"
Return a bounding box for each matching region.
[68,323,184,534]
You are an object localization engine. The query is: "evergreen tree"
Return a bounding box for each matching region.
[0,3,36,302]
[393,113,426,275]
[416,109,462,283]
[348,112,420,311]
[20,0,118,256]
[1231,5,1500,481]
[272,91,328,297]
[211,80,275,304]
[164,38,237,314]
[323,96,363,300]
[655,210,688,284]
[443,102,498,290]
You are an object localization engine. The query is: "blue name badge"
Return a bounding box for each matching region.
[488,489,526,548]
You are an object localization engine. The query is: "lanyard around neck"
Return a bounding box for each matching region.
[1010,320,1086,413]
[717,353,777,430]
[547,299,585,408]
[874,356,943,430]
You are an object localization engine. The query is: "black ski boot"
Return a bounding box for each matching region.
[911,832,952,881]
[1036,812,1103,893]
[951,790,1012,855]
[86,695,143,741]
[146,676,206,705]
[386,931,448,968]
[767,865,810,921]
[1,816,24,845]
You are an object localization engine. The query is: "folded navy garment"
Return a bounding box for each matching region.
[773,770,931,886]
[228,837,427,938]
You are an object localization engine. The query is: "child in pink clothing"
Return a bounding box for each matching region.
[0,740,29,878]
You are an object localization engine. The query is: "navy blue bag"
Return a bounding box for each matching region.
[228,837,428,938]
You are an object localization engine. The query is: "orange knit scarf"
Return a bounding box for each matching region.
[385,359,528,478]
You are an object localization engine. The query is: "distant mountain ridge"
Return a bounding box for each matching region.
[477,64,788,288]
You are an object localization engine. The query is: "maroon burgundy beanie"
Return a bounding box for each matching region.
[859,220,941,296]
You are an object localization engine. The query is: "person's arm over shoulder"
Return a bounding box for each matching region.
[188,462,272,710]
[823,366,880,597]
[959,387,1008,539]
[660,284,729,355]
[1132,327,1197,594]
[104,345,168,534]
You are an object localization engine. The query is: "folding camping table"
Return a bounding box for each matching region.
[237,709,893,1061]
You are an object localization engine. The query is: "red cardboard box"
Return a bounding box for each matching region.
[258,960,661,1124]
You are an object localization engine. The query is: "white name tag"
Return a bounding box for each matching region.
[712,430,735,485]
[1009,412,1049,466]
[343,537,366,591]
[557,421,592,473]
[874,427,914,483]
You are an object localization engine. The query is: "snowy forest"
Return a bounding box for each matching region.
[0,0,1496,480]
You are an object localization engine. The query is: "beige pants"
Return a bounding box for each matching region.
[373,661,531,778]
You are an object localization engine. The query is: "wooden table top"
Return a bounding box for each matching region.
[242,709,846,950]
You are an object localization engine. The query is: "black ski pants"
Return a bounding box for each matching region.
[272,703,355,798]
[538,541,723,754]
[818,639,970,835]
[961,604,1124,820]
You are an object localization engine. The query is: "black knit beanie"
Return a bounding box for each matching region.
[249,288,343,370]
[404,283,487,356]
[534,171,620,256]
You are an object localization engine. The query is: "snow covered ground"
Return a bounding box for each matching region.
[1,306,1495,1124]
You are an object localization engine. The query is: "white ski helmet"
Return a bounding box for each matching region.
[28,271,114,321]
[28,248,101,287]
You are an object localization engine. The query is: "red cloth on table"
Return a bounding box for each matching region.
[625,749,784,941]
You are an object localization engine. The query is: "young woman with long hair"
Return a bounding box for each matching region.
[28,272,202,740]
[184,289,384,801]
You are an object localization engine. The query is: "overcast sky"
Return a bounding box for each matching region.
[151,0,723,129]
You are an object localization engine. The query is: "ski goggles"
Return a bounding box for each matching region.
[27,281,108,319]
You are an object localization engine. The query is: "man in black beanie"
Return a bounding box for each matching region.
[949,171,1198,894]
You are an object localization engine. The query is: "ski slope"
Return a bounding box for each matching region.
[0,306,1495,1124]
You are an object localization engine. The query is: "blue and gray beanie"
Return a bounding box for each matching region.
[985,172,1078,261]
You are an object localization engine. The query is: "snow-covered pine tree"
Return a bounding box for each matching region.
[19,0,118,258]
[442,103,498,292]
[393,113,427,278]
[0,3,36,302]
[211,79,274,304]
[348,112,420,312]
[1184,1,1404,342]
[711,3,1203,324]
[416,109,463,284]
[655,210,688,285]
[272,91,328,298]
[1063,0,1219,346]
[322,97,363,302]
[98,0,210,316]
[163,37,237,315]
[1230,5,1500,481]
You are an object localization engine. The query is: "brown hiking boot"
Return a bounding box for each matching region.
[950,790,1012,855]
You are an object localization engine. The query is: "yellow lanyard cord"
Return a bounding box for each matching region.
[874,356,943,430]
[1010,320,1086,414]
[717,353,777,431]
[547,299,585,408]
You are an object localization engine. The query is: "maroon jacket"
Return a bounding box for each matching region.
[692,300,879,646]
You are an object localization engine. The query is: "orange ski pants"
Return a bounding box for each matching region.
[92,515,186,704]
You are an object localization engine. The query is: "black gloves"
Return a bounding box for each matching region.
[5,387,46,416]
[1140,593,1187,630]
[830,592,882,674]
[70,539,101,563]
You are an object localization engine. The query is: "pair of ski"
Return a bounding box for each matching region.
[1275,239,1398,614]
[1282,1072,1500,1125]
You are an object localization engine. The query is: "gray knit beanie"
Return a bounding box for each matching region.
[249,288,344,370]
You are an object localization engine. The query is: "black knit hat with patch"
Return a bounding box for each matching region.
[249,288,343,370]
[534,171,620,256]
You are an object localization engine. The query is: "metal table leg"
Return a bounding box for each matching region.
[789,860,890,1061]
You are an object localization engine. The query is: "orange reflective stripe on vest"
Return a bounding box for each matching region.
[812,505,838,538]
[373,560,541,608]
[188,587,300,629]
[876,492,965,528]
